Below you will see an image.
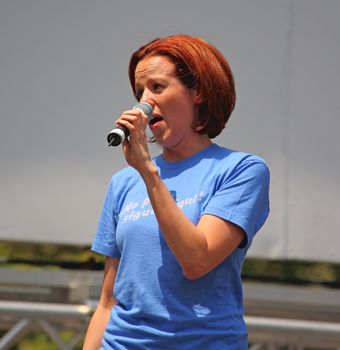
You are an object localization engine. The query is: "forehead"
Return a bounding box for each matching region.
[135,55,176,82]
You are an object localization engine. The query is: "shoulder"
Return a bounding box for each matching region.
[207,144,269,177]
[107,166,141,197]
[110,166,139,185]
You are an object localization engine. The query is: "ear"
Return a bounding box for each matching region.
[192,88,203,104]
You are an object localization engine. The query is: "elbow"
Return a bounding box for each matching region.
[182,263,209,280]
[183,271,203,280]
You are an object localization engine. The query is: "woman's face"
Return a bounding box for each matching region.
[134,55,205,153]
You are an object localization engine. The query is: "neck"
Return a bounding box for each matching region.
[162,137,212,162]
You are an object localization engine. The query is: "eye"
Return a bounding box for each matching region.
[152,83,164,91]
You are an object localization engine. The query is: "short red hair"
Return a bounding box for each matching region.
[128,34,236,138]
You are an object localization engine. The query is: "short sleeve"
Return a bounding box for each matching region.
[91,178,121,258]
[203,157,270,250]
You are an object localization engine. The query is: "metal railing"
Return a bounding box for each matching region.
[0,300,90,350]
[1,268,340,349]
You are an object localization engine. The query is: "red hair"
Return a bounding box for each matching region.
[128,34,236,138]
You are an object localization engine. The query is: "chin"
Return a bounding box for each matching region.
[154,133,170,148]
[154,131,185,149]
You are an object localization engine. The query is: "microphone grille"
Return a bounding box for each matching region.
[132,102,153,120]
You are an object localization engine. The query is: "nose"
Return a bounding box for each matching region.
[139,88,154,104]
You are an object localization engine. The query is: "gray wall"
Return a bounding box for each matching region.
[1,0,339,262]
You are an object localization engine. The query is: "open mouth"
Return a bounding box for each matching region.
[149,114,163,126]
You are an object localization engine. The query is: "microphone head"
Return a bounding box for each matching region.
[132,102,153,120]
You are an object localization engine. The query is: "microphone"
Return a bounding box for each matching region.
[107,102,154,147]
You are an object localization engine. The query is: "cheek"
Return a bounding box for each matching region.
[170,103,195,127]
[167,117,192,137]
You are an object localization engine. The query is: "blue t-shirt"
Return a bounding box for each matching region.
[92,143,270,350]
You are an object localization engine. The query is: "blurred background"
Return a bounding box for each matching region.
[1,0,340,349]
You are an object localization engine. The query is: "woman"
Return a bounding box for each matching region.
[83,34,270,349]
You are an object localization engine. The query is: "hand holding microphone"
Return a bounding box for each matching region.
[107,102,154,146]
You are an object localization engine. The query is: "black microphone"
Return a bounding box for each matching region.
[107,102,154,147]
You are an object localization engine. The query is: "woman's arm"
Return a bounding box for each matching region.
[83,257,119,350]
[141,168,244,280]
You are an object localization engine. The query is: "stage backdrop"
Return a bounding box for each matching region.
[1,0,339,262]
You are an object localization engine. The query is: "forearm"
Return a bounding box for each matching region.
[83,257,118,350]
[141,166,209,279]
[83,303,113,350]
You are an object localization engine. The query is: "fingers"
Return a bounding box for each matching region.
[115,109,148,133]
[119,109,152,171]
